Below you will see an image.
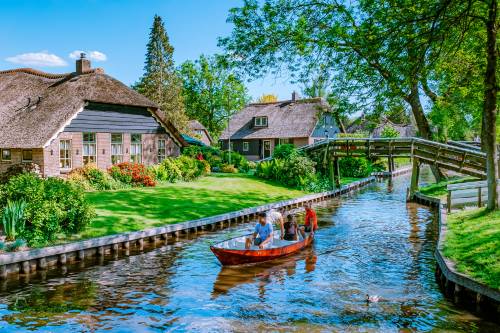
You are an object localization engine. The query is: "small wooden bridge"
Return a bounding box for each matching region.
[300,138,487,197]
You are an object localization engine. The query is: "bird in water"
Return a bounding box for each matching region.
[366,294,381,303]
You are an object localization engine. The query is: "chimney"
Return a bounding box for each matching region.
[291,91,299,102]
[76,52,91,74]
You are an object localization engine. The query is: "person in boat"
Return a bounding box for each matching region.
[267,208,285,239]
[283,215,299,241]
[245,212,274,249]
[300,203,318,238]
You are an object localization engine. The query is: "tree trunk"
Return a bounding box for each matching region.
[406,81,446,182]
[483,0,498,210]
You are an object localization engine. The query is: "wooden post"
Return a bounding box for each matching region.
[334,157,341,188]
[328,158,335,189]
[388,157,394,173]
[409,158,420,199]
[478,187,482,207]
[447,190,452,213]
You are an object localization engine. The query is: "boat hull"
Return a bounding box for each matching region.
[210,234,314,266]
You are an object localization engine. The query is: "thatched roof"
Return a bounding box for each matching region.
[188,120,213,143]
[220,97,330,140]
[0,68,186,148]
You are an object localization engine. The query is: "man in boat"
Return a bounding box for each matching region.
[245,212,274,249]
[300,203,318,238]
[283,215,299,241]
[267,207,285,239]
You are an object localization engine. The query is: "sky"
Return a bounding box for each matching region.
[0,0,299,101]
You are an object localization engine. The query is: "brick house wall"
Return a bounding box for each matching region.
[1,132,181,178]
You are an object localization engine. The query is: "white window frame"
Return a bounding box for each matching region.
[243,141,249,152]
[83,133,97,165]
[111,133,123,164]
[22,149,33,162]
[278,138,291,145]
[158,139,167,162]
[254,116,268,127]
[59,140,72,170]
[1,149,12,162]
[130,134,142,163]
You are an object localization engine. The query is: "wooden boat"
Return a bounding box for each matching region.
[210,232,314,266]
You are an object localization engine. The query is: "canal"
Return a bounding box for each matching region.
[0,174,499,332]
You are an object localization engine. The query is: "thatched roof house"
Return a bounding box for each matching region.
[0,54,185,177]
[188,120,213,146]
[220,93,339,160]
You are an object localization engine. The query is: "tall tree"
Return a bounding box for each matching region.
[219,0,445,180]
[179,55,249,139]
[256,94,278,103]
[134,15,189,132]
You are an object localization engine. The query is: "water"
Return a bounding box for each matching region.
[0,175,498,332]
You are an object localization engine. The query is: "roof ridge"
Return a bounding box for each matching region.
[0,67,104,79]
[248,97,324,106]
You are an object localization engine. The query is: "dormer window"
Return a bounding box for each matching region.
[254,116,268,127]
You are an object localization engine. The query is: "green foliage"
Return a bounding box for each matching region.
[5,239,27,252]
[1,200,27,241]
[0,163,41,184]
[221,150,249,172]
[336,132,370,138]
[179,54,249,139]
[68,164,121,191]
[221,164,238,173]
[175,156,207,181]
[0,241,4,251]
[339,157,372,178]
[133,15,189,132]
[0,173,95,247]
[380,126,400,138]
[272,144,297,159]
[256,155,318,191]
[108,163,156,187]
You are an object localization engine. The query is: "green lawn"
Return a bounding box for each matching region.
[443,208,500,289]
[74,174,306,240]
[419,176,477,198]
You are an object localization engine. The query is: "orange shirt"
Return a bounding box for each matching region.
[305,209,318,231]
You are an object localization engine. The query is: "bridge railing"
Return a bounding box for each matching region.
[447,180,500,212]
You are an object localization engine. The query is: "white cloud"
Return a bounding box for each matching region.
[69,50,107,62]
[5,51,67,67]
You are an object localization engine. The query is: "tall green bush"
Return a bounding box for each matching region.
[1,200,27,241]
[272,144,297,159]
[0,173,95,247]
[339,157,372,177]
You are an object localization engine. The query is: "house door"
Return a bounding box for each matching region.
[263,140,271,158]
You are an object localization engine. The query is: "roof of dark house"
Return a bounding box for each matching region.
[219,97,331,140]
[188,120,213,143]
[0,67,185,148]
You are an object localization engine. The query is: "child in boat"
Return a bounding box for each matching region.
[300,203,318,238]
[283,215,299,241]
[245,212,274,249]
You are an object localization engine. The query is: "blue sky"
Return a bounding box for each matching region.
[0,0,299,101]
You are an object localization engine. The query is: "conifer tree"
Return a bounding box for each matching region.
[134,15,188,132]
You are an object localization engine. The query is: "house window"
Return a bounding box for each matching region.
[243,142,249,152]
[278,138,291,145]
[158,139,167,162]
[111,133,123,164]
[83,133,97,165]
[59,140,72,169]
[254,116,268,127]
[1,149,11,162]
[22,149,33,162]
[131,134,142,163]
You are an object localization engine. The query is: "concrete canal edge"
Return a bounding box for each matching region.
[0,175,387,280]
[413,192,500,316]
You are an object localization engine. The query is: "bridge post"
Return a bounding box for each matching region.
[409,158,420,199]
[328,158,335,189]
[334,157,341,188]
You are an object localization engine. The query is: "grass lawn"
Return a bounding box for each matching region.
[69,174,360,241]
[443,208,500,289]
[419,176,477,198]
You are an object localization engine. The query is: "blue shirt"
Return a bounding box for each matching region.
[255,222,273,240]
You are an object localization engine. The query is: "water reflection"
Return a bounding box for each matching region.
[0,174,498,332]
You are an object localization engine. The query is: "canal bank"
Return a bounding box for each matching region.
[413,192,500,320]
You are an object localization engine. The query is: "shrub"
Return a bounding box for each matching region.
[0,163,41,184]
[281,155,316,189]
[248,161,257,170]
[221,164,238,173]
[0,173,95,247]
[221,151,249,172]
[381,126,400,138]
[339,157,372,177]
[6,239,27,252]
[68,164,115,190]
[0,242,5,252]
[108,162,156,187]
[176,156,204,181]
[256,160,274,179]
[1,200,27,241]
[151,158,183,183]
[272,144,297,159]
[198,159,211,175]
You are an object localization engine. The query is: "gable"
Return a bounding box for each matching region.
[64,102,166,134]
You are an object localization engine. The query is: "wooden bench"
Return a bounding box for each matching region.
[446,180,500,212]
